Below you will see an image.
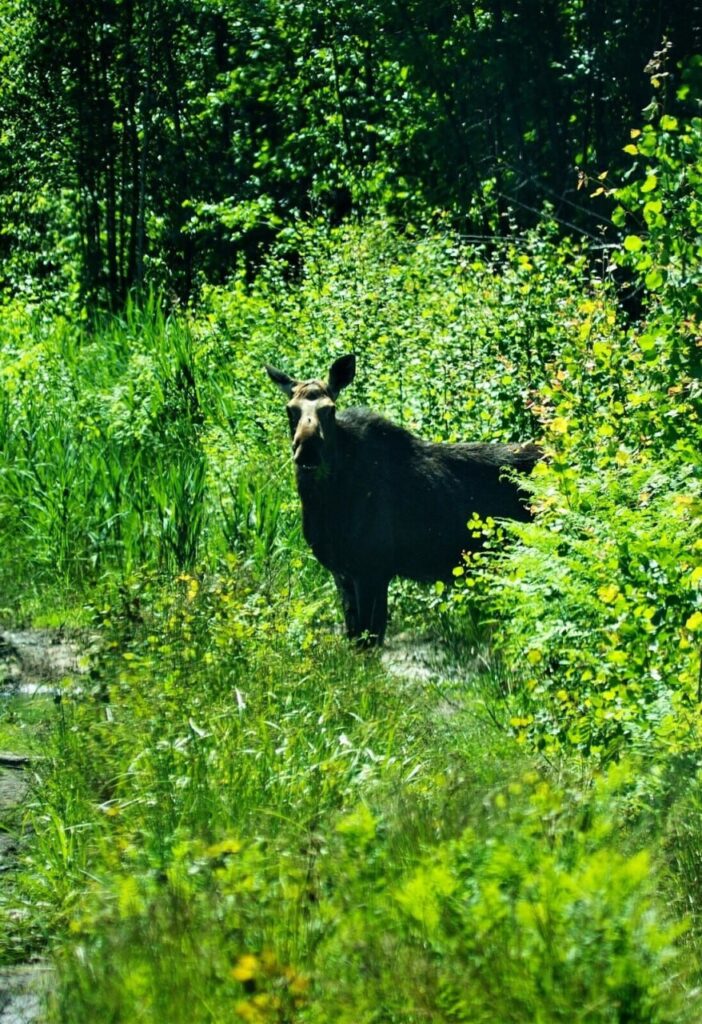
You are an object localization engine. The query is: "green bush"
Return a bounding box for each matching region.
[309,766,690,1024]
[448,100,702,765]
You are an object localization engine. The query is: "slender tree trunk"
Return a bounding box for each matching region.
[78,13,103,308]
[135,0,155,294]
[163,17,196,300]
[98,20,119,307]
[326,9,354,167]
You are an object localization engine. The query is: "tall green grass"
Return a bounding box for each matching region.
[0,222,595,604]
[4,569,688,1024]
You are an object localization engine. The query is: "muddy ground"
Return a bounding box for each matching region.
[0,631,84,696]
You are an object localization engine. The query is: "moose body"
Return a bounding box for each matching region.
[267,355,541,645]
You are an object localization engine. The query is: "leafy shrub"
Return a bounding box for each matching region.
[613,62,702,338]
[448,97,702,765]
[309,766,690,1024]
[460,451,701,762]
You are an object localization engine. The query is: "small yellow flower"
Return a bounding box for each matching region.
[234,1000,263,1024]
[284,966,310,996]
[206,838,242,859]
[289,973,310,996]
[232,954,259,983]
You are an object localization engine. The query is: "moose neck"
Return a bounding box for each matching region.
[292,425,350,567]
[294,459,335,498]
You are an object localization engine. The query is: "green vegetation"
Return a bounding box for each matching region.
[0,2,696,309]
[0,7,701,1022]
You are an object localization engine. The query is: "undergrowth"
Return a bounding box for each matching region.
[0,99,701,1022]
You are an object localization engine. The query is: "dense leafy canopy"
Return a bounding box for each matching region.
[0,0,698,308]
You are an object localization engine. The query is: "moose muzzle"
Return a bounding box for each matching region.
[293,419,324,467]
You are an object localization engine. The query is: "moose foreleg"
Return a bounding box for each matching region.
[333,573,360,639]
[353,576,389,647]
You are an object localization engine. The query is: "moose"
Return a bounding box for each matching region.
[266,354,541,646]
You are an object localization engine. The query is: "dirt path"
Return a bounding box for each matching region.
[0,629,87,1024]
[0,631,84,696]
[381,630,483,719]
[0,757,46,1024]
[382,632,458,683]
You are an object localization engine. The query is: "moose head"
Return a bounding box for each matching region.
[265,354,356,472]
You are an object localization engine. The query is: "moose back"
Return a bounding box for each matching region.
[266,354,541,646]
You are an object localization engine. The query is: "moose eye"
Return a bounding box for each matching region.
[317,403,335,422]
[287,406,301,430]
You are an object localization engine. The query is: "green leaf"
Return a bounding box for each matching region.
[645,268,664,290]
[660,115,679,132]
[336,804,377,841]
[395,861,457,932]
[611,206,627,227]
[638,133,658,157]
[623,235,644,252]
[640,175,658,194]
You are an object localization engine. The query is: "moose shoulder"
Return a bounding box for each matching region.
[266,354,541,646]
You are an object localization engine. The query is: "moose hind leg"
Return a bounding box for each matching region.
[334,573,361,639]
[353,576,389,647]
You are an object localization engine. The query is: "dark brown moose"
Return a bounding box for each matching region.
[266,354,541,646]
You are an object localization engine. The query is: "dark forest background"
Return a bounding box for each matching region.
[1,0,699,310]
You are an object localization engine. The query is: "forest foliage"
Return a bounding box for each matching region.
[0,3,701,1022]
[0,0,699,308]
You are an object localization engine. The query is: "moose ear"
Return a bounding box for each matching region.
[265,365,297,398]
[327,354,356,399]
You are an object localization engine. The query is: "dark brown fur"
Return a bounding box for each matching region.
[266,355,541,646]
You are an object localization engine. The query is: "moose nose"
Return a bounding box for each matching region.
[293,419,323,467]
